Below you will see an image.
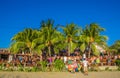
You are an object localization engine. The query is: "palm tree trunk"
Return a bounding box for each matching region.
[68,42,71,56]
[88,50,91,58]
[30,48,32,55]
[88,43,91,58]
[48,46,51,57]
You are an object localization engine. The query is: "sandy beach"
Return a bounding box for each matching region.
[0,71,120,78]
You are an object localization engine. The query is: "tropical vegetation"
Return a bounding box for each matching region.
[1,19,120,72]
[109,40,120,54]
[10,19,108,57]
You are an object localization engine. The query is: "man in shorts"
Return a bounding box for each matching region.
[82,58,88,75]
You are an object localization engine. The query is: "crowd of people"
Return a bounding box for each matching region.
[0,51,120,75]
[62,53,120,75]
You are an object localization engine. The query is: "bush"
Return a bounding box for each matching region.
[39,61,48,72]
[115,59,120,66]
[0,63,4,70]
[53,59,65,72]
[31,66,38,72]
[105,67,109,71]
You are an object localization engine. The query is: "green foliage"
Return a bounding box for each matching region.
[39,19,64,56]
[0,63,4,71]
[61,23,81,55]
[31,66,38,72]
[53,59,65,71]
[105,67,109,71]
[109,40,120,54]
[80,43,85,53]
[79,23,107,57]
[9,19,108,58]
[91,44,100,56]
[10,28,41,54]
[39,61,48,72]
[115,59,120,66]
[117,66,120,71]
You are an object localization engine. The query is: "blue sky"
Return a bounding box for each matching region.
[0,0,120,48]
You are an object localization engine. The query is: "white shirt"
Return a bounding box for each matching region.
[83,60,88,67]
[63,56,67,63]
[83,54,86,59]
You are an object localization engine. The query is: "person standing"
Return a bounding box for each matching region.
[82,58,89,75]
[83,53,86,59]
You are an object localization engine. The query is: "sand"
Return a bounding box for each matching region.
[0,71,120,78]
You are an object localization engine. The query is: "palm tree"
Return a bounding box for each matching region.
[79,23,108,57]
[10,28,40,54]
[109,40,120,54]
[39,19,63,56]
[62,23,81,56]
